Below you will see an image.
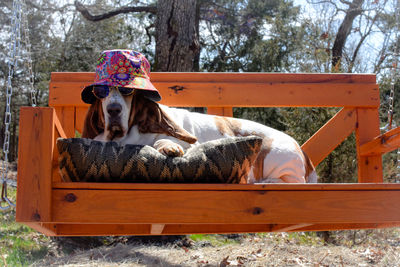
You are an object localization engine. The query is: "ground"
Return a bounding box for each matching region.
[19,230,397,267]
[2,206,400,267]
[26,230,397,267]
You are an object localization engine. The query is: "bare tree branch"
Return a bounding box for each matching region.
[348,13,378,72]
[374,33,391,73]
[145,23,155,46]
[331,0,364,71]
[74,1,157,22]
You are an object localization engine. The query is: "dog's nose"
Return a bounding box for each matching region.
[107,103,122,117]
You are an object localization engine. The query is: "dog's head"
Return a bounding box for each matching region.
[82,89,197,144]
[101,86,133,140]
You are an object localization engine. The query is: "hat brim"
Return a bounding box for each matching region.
[81,77,161,104]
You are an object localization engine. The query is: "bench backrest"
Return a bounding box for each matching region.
[49,72,381,182]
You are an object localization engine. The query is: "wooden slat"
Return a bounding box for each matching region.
[150,224,165,235]
[54,224,274,236]
[356,108,383,183]
[52,222,400,236]
[55,224,152,236]
[54,113,67,139]
[50,72,377,84]
[24,223,57,236]
[52,168,63,183]
[51,189,400,224]
[16,107,55,223]
[157,82,379,107]
[54,107,75,137]
[302,108,357,166]
[207,107,233,117]
[51,182,400,191]
[52,112,66,183]
[360,126,400,156]
[49,82,379,108]
[270,224,313,232]
[295,222,400,232]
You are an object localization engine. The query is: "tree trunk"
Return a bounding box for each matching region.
[331,0,364,71]
[155,0,199,72]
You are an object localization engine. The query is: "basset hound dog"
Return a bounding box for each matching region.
[81,49,318,184]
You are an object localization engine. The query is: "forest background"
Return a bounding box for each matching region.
[0,0,399,183]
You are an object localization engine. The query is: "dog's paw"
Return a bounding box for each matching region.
[154,140,184,157]
[158,144,184,157]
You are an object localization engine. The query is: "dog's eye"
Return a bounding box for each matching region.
[118,87,134,95]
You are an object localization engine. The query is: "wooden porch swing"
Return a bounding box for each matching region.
[16,72,400,236]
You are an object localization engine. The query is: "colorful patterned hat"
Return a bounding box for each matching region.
[81,50,161,104]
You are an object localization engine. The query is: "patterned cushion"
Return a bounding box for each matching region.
[56,136,263,183]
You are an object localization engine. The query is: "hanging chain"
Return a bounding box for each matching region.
[384,15,399,132]
[386,45,399,131]
[21,0,37,107]
[1,0,22,210]
[0,0,36,210]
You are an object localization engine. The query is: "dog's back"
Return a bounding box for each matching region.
[162,106,317,183]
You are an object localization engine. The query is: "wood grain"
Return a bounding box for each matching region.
[356,108,383,182]
[207,107,233,117]
[49,81,379,108]
[54,107,75,137]
[16,107,55,223]
[51,189,400,224]
[360,126,400,156]
[302,108,357,166]
[24,223,57,236]
[50,72,377,83]
[52,182,400,191]
[52,222,400,236]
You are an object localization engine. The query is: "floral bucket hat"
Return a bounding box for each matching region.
[81,49,161,104]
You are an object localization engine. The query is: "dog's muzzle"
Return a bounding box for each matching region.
[107,103,122,117]
[106,103,125,140]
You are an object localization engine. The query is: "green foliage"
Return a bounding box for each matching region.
[280,107,358,183]
[0,188,50,266]
[201,0,302,72]
[189,234,240,246]
[378,76,400,182]
[286,232,324,246]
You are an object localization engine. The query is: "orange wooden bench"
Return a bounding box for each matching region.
[16,72,400,236]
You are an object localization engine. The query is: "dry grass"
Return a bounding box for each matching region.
[31,230,400,267]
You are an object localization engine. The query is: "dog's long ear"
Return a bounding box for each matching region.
[82,99,105,139]
[130,92,197,144]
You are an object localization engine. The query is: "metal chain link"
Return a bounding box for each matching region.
[1,0,23,210]
[383,5,399,133]
[21,0,37,107]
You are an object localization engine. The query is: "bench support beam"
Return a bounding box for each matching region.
[356,108,383,183]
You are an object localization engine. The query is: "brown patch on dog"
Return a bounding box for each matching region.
[129,91,197,144]
[252,137,274,181]
[82,99,105,139]
[107,124,124,140]
[214,116,242,137]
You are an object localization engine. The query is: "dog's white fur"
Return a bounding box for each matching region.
[91,88,317,184]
